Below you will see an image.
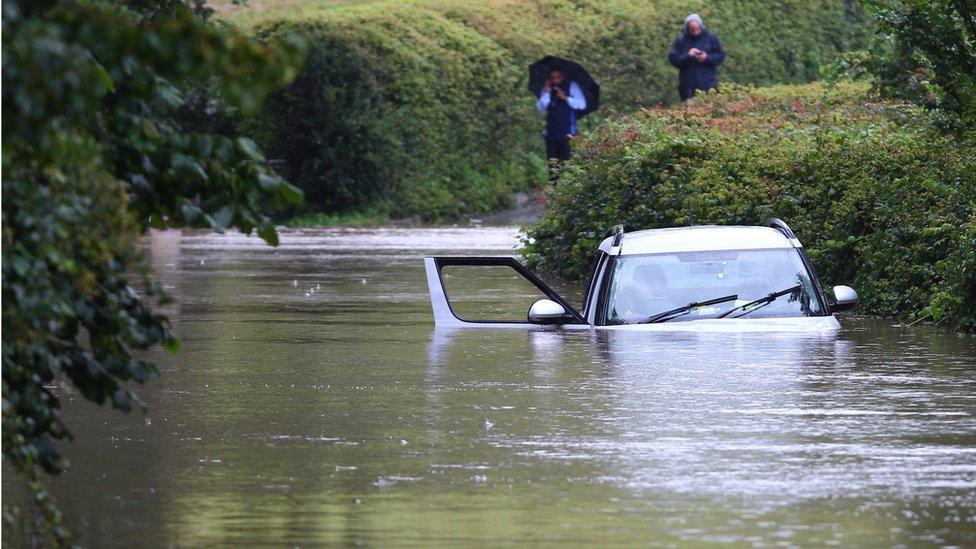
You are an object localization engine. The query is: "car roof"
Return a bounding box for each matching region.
[598,225,799,255]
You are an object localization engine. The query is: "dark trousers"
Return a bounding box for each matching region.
[545,135,572,161]
[545,135,571,183]
[679,83,718,101]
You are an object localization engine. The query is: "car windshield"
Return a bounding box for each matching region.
[606,248,824,324]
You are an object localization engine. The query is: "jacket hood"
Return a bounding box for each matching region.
[684,13,705,35]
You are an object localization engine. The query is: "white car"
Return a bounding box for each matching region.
[425,219,858,331]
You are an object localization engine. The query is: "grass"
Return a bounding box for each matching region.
[208,0,378,16]
[209,0,386,25]
[282,208,390,228]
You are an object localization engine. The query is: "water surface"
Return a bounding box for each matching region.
[8,227,976,546]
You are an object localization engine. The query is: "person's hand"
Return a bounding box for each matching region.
[543,82,553,93]
[688,48,700,57]
[697,50,708,62]
[554,87,568,100]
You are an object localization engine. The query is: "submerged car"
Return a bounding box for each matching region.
[425,219,858,331]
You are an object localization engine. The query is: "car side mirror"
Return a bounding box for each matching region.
[528,299,573,325]
[830,285,858,313]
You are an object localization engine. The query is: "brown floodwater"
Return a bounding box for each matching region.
[4,227,976,546]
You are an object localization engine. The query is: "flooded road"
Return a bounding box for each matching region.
[8,227,976,546]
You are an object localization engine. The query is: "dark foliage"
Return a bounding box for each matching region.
[2,0,303,542]
[865,0,976,133]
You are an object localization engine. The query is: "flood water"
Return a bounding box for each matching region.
[6,227,976,546]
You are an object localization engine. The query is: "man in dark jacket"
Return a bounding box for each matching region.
[668,13,726,101]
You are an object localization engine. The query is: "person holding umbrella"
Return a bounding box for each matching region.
[529,56,600,178]
[536,68,586,165]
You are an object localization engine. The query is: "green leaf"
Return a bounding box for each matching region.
[163,337,182,354]
[279,182,304,204]
[257,224,280,246]
[236,137,265,162]
[210,205,234,231]
[257,172,280,191]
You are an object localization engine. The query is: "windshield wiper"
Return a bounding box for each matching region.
[643,294,738,324]
[716,284,802,319]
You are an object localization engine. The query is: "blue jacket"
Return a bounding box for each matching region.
[668,29,725,93]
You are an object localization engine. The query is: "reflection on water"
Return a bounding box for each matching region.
[5,228,975,546]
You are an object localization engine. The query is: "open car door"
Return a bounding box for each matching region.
[425,256,586,327]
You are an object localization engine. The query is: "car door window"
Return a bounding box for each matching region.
[425,257,584,326]
[440,265,551,322]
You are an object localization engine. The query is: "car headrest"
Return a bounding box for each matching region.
[633,264,667,288]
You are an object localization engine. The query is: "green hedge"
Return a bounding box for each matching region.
[521,82,976,331]
[235,0,872,219]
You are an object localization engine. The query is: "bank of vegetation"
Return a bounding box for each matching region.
[522,81,975,330]
[233,0,871,220]
[523,0,976,331]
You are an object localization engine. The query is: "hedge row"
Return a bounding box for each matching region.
[521,82,976,331]
[234,0,872,219]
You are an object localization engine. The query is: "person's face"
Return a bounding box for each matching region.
[549,70,565,86]
[687,20,702,36]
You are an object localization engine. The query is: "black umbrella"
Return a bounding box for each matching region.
[528,55,600,117]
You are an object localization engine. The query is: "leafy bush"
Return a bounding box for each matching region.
[924,216,976,331]
[234,0,873,219]
[2,0,303,542]
[522,82,976,330]
[865,0,976,134]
